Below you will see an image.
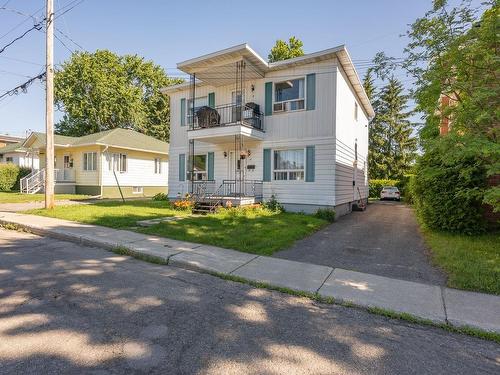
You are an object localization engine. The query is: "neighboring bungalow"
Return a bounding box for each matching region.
[0,133,24,148]
[162,43,373,216]
[0,141,39,169]
[20,128,169,198]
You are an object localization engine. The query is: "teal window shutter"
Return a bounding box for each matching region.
[264,82,273,116]
[180,98,186,127]
[207,152,214,180]
[208,92,215,108]
[263,148,271,182]
[306,146,315,182]
[306,74,316,111]
[179,154,185,181]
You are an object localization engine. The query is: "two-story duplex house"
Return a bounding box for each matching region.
[162,43,374,216]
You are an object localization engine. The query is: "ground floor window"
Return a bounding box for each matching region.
[154,158,162,174]
[109,153,127,173]
[273,149,304,181]
[132,186,143,194]
[6,156,13,163]
[83,152,97,171]
[187,154,206,181]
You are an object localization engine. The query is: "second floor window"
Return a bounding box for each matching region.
[274,78,305,112]
[187,96,208,124]
[83,152,97,171]
[354,102,358,121]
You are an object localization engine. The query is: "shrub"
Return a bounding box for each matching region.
[369,179,400,198]
[173,194,193,210]
[152,192,168,201]
[263,194,284,212]
[0,164,20,191]
[315,208,336,222]
[13,167,32,190]
[412,135,497,234]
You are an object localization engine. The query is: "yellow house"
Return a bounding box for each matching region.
[20,128,169,198]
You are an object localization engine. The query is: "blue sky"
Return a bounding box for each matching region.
[0,0,478,136]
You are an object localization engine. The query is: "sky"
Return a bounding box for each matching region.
[0,0,480,136]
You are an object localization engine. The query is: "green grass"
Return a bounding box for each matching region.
[26,201,328,255]
[421,227,500,295]
[0,191,92,203]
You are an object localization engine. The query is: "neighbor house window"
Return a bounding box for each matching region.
[187,154,206,181]
[154,158,162,174]
[63,155,73,168]
[354,102,358,121]
[187,96,208,125]
[132,186,143,194]
[274,78,305,112]
[6,156,13,163]
[83,152,97,171]
[109,153,127,173]
[273,149,304,180]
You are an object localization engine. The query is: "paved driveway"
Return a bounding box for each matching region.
[274,201,446,285]
[1,229,499,374]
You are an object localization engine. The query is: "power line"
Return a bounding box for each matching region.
[0,19,44,55]
[0,4,45,41]
[0,71,46,100]
[0,55,44,66]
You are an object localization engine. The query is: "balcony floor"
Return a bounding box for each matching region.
[188,123,264,143]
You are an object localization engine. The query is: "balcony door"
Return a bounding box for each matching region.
[231,90,244,123]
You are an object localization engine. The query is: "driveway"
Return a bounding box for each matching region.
[274,201,446,285]
[1,229,498,374]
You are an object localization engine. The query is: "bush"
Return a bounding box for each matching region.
[369,179,400,198]
[0,164,20,191]
[315,208,336,222]
[152,192,168,201]
[262,194,284,212]
[412,135,497,234]
[13,167,32,190]
[173,194,193,210]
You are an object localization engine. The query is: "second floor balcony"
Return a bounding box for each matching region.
[187,102,265,143]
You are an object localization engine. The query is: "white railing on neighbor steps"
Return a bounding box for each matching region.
[20,169,45,194]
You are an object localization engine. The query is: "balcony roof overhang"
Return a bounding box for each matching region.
[162,43,375,118]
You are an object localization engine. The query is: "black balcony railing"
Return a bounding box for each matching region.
[189,103,264,131]
[219,179,263,199]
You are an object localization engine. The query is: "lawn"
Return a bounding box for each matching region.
[26,201,328,255]
[0,191,92,203]
[422,227,500,295]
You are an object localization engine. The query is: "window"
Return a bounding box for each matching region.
[274,78,305,112]
[6,156,13,163]
[154,158,162,174]
[109,153,126,172]
[63,155,73,168]
[132,186,143,194]
[354,102,358,121]
[187,154,206,181]
[187,96,208,125]
[83,152,97,171]
[273,149,304,181]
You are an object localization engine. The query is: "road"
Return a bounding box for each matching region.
[0,229,498,374]
[275,201,446,285]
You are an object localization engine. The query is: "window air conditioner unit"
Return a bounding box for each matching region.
[273,102,285,112]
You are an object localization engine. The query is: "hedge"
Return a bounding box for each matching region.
[0,164,32,192]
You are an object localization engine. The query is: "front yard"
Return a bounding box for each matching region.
[0,192,92,203]
[26,201,328,255]
[422,227,500,295]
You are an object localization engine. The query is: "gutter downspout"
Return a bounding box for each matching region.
[104,145,124,203]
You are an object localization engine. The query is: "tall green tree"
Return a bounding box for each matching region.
[369,78,417,179]
[268,36,304,62]
[362,69,376,102]
[54,50,182,141]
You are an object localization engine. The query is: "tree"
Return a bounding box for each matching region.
[369,78,417,180]
[54,50,182,141]
[362,69,376,102]
[268,36,304,62]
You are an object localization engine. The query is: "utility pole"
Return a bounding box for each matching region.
[45,0,55,209]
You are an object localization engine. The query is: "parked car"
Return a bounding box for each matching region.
[380,186,401,201]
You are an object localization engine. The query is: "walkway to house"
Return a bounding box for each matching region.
[274,201,446,285]
[0,210,499,334]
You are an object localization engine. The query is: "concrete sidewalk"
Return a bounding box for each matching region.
[1,211,499,334]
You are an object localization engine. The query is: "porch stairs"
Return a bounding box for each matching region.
[192,182,224,214]
[20,169,45,194]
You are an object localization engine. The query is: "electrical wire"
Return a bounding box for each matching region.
[0,71,46,100]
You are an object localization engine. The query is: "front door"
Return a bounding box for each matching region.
[231,90,244,123]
